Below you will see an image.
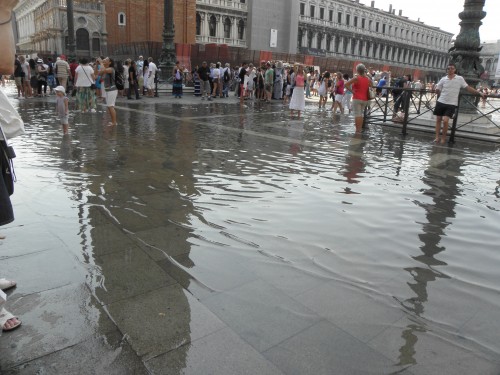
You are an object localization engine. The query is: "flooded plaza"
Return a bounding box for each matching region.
[1,86,500,374]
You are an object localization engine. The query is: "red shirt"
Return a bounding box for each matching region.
[70,62,79,78]
[352,75,371,101]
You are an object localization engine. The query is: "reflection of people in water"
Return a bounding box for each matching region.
[343,133,366,186]
[396,145,462,365]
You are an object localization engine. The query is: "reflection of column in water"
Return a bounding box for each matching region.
[396,146,463,365]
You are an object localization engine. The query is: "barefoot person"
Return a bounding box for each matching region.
[345,64,372,133]
[433,63,486,144]
[100,57,118,126]
[0,0,23,333]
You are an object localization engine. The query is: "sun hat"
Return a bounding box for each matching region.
[37,58,43,63]
[54,86,66,94]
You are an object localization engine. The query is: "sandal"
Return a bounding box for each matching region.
[0,308,21,332]
[0,278,16,291]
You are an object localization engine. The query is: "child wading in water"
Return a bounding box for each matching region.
[54,85,69,134]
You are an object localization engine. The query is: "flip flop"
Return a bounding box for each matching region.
[0,308,22,332]
[0,278,17,291]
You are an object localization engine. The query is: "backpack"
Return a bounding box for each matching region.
[392,77,404,96]
[115,69,124,90]
[223,68,230,83]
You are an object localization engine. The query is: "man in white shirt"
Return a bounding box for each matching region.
[146,57,157,97]
[433,63,486,144]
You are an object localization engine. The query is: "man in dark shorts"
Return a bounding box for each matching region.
[238,62,248,105]
[433,63,486,144]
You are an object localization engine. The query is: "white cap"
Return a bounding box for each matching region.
[54,86,66,94]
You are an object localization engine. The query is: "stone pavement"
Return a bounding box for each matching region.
[1,86,499,374]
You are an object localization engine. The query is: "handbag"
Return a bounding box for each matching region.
[0,127,16,196]
[81,65,96,90]
[368,86,376,100]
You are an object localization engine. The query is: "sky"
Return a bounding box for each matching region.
[364,0,500,42]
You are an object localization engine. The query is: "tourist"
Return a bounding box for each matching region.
[222,63,231,98]
[74,57,96,112]
[341,73,353,114]
[433,63,485,144]
[0,0,24,333]
[192,65,201,97]
[28,58,38,96]
[46,57,56,95]
[142,59,149,96]
[19,56,31,98]
[318,71,331,109]
[331,72,345,114]
[198,61,211,100]
[100,57,118,126]
[345,63,372,133]
[127,60,140,100]
[289,65,305,119]
[36,58,48,97]
[54,85,69,134]
[264,62,273,103]
[172,61,183,99]
[246,64,255,99]
[122,60,130,97]
[13,56,24,98]
[55,56,70,90]
[146,57,157,98]
[210,62,221,99]
[274,61,284,100]
[239,62,248,105]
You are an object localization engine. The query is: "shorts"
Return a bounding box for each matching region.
[433,101,457,118]
[14,77,22,86]
[335,94,343,102]
[352,99,369,117]
[105,89,118,106]
[265,83,272,92]
[59,115,69,125]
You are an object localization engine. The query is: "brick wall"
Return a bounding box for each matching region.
[173,0,196,45]
[104,0,195,51]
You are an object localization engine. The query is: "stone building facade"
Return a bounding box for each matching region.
[296,0,453,73]
[14,0,107,58]
[195,0,248,48]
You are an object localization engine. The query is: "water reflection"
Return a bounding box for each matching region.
[397,145,461,365]
[343,133,366,191]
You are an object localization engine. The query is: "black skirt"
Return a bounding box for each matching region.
[0,150,14,226]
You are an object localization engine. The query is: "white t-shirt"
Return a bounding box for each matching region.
[212,68,220,79]
[148,62,157,78]
[436,74,468,106]
[75,65,95,87]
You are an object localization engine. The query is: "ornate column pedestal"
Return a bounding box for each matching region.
[449,0,486,113]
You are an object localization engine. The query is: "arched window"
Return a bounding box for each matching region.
[92,32,100,53]
[196,13,201,35]
[485,59,492,71]
[224,17,231,39]
[238,20,245,40]
[76,28,89,50]
[298,29,303,48]
[307,32,313,48]
[209,15,216,37]
[316,33,322,49]
[118,12,126,26]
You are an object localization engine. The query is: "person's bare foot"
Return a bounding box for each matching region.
[440,138,447,144]
[3,317,21,331]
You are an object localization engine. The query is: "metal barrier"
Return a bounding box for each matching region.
[364,87,500,143]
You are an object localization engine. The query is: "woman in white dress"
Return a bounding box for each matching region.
[289,65,305,119]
